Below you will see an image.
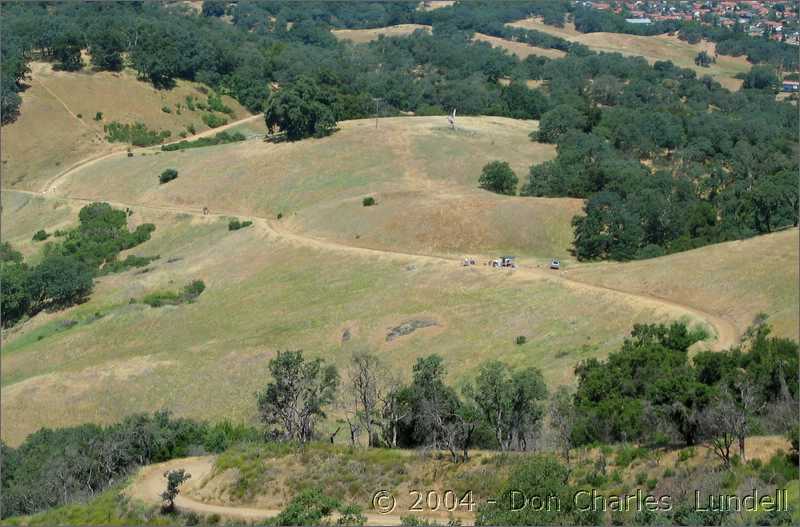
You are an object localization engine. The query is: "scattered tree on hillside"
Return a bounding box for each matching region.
[161,469,191,513]
[534,105,587,143]
[549,386,576,465]
[264,77,336,141]
[52,34,82,71]
[257,350,339,442]
[694,50,713,67]
[201,0,226,17]
[471,361,547,451]
[478,161,518,195]
[347,350,384,447]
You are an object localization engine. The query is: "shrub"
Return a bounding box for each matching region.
[105,121,171,146]
[478,161,518,195]
[185,95,196,111]
[202,113,227,128]
[161,105,172,113]
[94,111,103,121]
[277,212,283,220]
[207,92,233,114]
[161,131,246,152]
[362,196,376,207]
[187,124,196,135]
[32,229,50,241]
[184,280,205,299]
[184,511,200,526]
[228,218,253,231]
[159,169,179,184]
[677,447,696,463]
[98,255,159,275]
[141,281,203,308]
[515,335,527,345]
[76,113,82,119]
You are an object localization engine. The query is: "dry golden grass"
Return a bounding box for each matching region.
[507,18,749,90]
[1,187,708,445]
[49,116,559,257]
[472,33,567,59]
[2,62,250,191]
[332,24,432,43]
[567,229,800,341]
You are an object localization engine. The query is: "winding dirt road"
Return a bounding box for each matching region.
[1,102,738,352]
[126,456,414,525]
[2,111,743,521]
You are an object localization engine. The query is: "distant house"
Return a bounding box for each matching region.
[625,17,652,24]
[782,81,800,92]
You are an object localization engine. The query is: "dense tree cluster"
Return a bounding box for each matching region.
[257,349,548,463]
[0,411,258,519]
[572,321,799,450]
[0,203,155,327]
[520,52,798,260]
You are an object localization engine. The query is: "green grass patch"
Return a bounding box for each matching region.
[161,131,246,152]
[140,280,205,308]
[104,121,171,147]
[0,486,171,526]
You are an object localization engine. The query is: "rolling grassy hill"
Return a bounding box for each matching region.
[48,116,562,258]
[2,104,797,446]
[507,18,750,90]
[2,62,250,191]
[1,191,698,445]
[567,228,800,341]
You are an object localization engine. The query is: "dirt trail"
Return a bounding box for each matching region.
[40,114,263,195]
[3,113,740,351]
[3,186,739,350]
[126,456,417,525]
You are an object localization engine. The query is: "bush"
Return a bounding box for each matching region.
[478,161,518,195]
[184,511,200,526]
[161,105,172,113]
[160,169,179,184]
[105,121,171,146]
[201,113,227,128]
[362,196,376,207]
[228,218,253,231]
[32,229,50,241]
[207,92,233,114]
[94,111,103,121]
[142,280,205,307]
[515,335,527,345]
[161,131,246,152]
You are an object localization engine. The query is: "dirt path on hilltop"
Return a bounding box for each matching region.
[126,456,416,525]
[40,114,263,195]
